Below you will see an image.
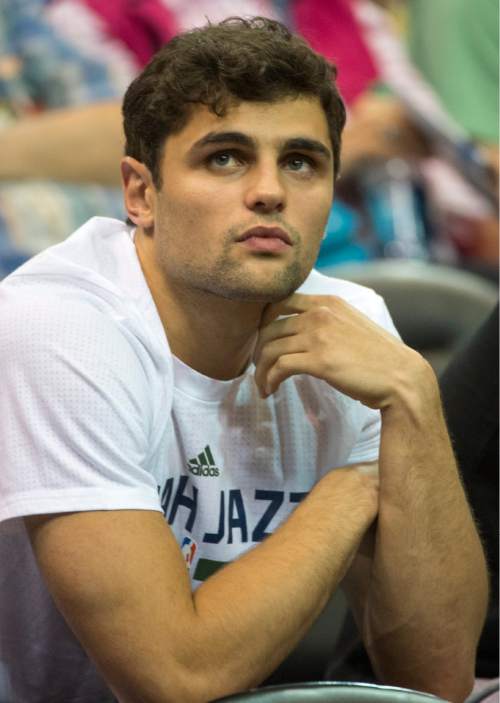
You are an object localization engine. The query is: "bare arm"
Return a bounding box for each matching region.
[254,294,488,703]
[0,101,123,185]
[344,377,488,702]
[26,464,377,703]
[341,93,429,174]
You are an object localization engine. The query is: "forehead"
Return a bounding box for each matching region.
[164,96,332,155]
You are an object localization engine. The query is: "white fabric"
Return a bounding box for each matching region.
[0,217,399,702]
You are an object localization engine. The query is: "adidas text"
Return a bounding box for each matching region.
[187,445,221,478]
[188,465,220,477]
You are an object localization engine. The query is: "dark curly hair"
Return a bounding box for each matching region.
[122,16,346,188]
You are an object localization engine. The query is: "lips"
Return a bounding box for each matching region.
[237,226,292,245]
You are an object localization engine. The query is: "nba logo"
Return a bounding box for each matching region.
[181,537,197,570]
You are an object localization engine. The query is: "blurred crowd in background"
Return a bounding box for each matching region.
[0,0,498,282]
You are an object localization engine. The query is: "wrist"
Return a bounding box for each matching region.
[382,352,441,427]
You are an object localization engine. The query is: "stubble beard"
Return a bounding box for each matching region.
[200,249,310,302]
[174,234,317,303]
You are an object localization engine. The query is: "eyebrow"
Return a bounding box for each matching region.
[283,137,331,161]
[189,131,332,161]
[191,131,254,151]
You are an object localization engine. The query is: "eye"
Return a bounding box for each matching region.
[284,154,316,174]
[206,150,243,170]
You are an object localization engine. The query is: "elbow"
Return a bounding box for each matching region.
[371,650,476,703]
[111,656,254,703]
[423,677,474,703]
[431,665,475,703]
[153,662,254,703]
[376,672,474,703]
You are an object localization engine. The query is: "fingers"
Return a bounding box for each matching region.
[260,293,326,327]
[255,297,340,397]
[262,351,317,398]
[354,465,380,495]
[253,314,302,363]
[256,296,340,361]
[330,463,379,484]
[354,462,379,478]
[254,333,310,397]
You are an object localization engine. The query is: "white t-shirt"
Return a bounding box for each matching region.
[0,217,399,702]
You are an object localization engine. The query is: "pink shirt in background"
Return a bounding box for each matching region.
[80,0,178,67]
[291,0,379,105]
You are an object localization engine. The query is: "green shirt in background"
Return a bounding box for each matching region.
[408,0,499,145]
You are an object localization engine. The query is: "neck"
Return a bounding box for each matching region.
[135,230,265,380]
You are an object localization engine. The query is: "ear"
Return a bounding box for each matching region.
[121,156,156,229]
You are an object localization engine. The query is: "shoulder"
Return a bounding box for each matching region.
[0,289,174,482]
[0,288,172,403]
[1,287,131,356]
[1,216,172,377]
[2,217,135,294]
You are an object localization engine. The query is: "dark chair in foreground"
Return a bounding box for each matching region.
[212,682,452,702]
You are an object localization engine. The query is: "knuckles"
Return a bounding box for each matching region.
[310,305,334,323]
[273,355,290,373]
[308,294,342,309]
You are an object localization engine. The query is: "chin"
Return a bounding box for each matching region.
[187,254,315,303]
[214,268,308,303]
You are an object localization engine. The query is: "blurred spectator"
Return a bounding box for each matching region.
[0,0,279,276]
[408,0,498,149]
[0,0,134,276]
[0,0,498,281]
[407,0,499,275]
[315,0,498,277]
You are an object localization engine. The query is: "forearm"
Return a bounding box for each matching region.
[174,469,376,701]
[364,359,488,701]
[37,469,376,703]
[0,101,123,185]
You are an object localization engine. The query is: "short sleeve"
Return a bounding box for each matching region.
[0,289,167,523]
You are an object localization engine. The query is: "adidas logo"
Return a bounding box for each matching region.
[187,445,220,477]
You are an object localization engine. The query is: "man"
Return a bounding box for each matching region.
[0,16,488,703]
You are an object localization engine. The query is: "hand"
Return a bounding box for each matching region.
[254,293,423,408]
[315,463,380,578]
[320,462,380,527]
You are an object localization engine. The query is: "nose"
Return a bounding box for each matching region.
[243,162,286,214]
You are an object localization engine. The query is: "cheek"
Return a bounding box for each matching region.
[156,194,221,264]
[164,170,233,206]
[300,206,331,244]
[161,182,230,235]
[294,185,332,229]
[157,185,200,230]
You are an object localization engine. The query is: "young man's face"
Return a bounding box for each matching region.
[150,96,335,303]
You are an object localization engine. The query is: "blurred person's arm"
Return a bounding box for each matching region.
[0,101,123,185]
[340,91,429,174]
